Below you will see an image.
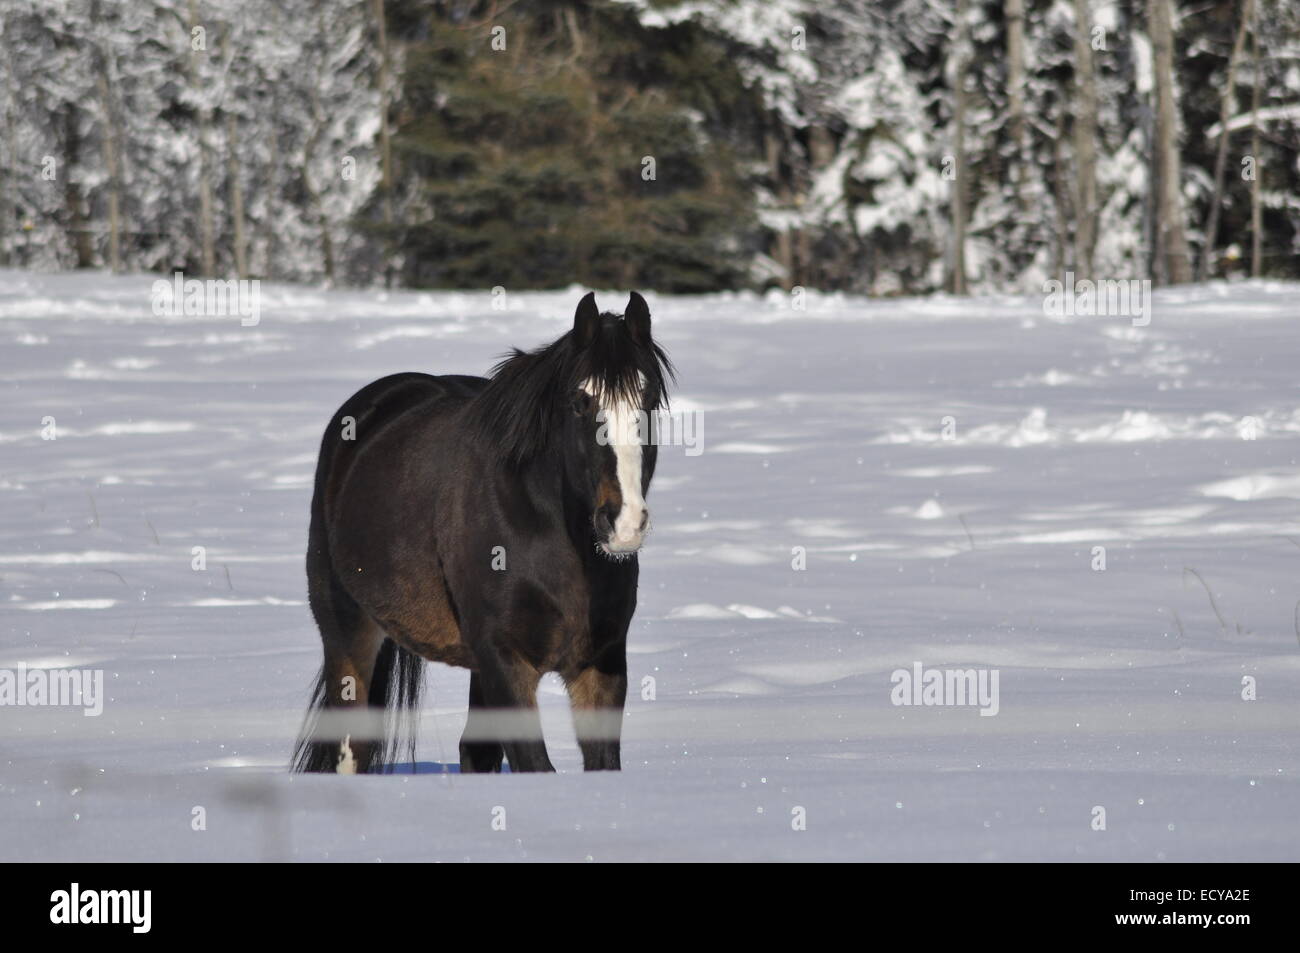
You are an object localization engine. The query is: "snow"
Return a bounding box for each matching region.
[1,269,1298,861]
[1205,104,1300,139]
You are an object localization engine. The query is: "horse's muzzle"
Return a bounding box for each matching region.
[597,503,649,556]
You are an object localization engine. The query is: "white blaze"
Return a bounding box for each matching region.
[585,377,648,552]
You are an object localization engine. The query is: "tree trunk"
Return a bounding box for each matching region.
[372,0,395,288]
[0,14,19,267]
[1052,108,1071,278]
[95,74,122,274]
[1073,0,1098,279]
[62,107,96,268]
[0,87,13,267]
[188,0,216,276]
[809,125,835,171]
[949,0,969,295]
[563,5,584,59]
[225,111,248,279]
[304,82,337,284]
[222,30,248,279]
[92,0,123,274]
[1198,0,1254,281]
[1005,0,1028,213]
[1249,8,1262,278]
[1141,97,1158,281]
[1147,0,1193,285]
[764,128,794,289]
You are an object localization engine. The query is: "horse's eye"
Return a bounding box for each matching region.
[571,391,594,417]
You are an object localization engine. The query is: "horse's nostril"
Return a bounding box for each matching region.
[596,504,618,535]
[639,510,649,531]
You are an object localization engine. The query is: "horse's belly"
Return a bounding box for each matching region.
[352,574,473,668]
[377,607,473,668]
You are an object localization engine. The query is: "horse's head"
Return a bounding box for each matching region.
[564,292,672,559]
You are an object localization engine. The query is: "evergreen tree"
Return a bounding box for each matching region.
[387,0,758,291]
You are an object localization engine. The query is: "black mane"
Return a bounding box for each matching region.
[466,313,674,466]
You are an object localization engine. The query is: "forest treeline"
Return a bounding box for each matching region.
[2,0,1297,293]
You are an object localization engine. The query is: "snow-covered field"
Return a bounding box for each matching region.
[1,269,1298,861]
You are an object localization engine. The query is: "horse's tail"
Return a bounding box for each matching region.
[367,637,424,771]
[290,667,334,773]
[290,639,424,773]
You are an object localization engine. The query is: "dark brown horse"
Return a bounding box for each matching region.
[293,292,672,773]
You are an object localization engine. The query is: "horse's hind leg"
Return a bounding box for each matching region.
[298,564,386,773]
[458,673,504,773]
[321,612,386,772]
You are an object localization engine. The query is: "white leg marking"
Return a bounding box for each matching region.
[336,733,357,775]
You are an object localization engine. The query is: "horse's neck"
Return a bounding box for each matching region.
[541,454,599,558]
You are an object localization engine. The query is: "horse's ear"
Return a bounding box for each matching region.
[574,292,599,345]
[625,291,651,343]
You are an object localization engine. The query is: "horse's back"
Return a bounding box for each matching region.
[332,372,485,430]
[313,372,484,507]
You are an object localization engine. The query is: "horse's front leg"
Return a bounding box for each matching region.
[567,654,627,771]
[459,672,504,773]
[469,641,554,773]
